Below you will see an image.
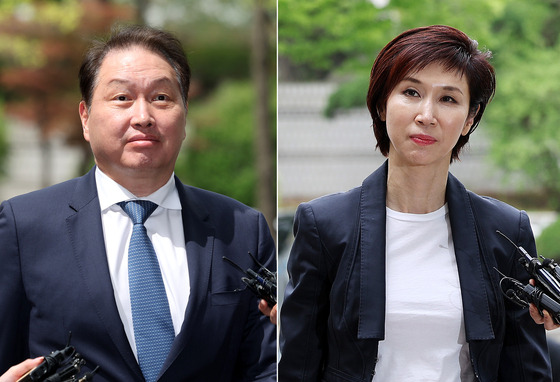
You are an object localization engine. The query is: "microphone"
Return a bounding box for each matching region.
[495,230,560,325]
[223,251,277,307]
[16,333,100,382]
[17,346,75,382]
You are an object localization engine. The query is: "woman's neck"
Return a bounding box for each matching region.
[386,160,449,214]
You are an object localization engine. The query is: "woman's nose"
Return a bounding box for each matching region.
[415,100,436,126]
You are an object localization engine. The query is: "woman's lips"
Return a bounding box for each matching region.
[410,134,436,146]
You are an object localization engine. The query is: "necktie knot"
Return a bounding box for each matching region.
[119,200,158,225]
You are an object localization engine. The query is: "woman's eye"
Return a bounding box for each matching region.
[441,95,456,103]
[403,89,419,97]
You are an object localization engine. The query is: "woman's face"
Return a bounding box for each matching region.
[381,63,475,169]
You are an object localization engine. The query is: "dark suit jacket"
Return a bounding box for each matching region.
[280,161,551,382]
[0,167,276,381]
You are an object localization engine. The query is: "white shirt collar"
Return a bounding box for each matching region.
[95,167,182,212]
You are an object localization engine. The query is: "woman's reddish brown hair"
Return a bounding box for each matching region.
[367,25,496,161]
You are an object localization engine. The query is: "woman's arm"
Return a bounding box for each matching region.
[279,203,332,381]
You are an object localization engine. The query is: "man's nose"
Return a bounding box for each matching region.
[131,99,154,127]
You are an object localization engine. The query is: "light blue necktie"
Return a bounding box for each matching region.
[119,200,174,382]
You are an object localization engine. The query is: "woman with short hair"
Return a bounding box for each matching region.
[279,25,551,382]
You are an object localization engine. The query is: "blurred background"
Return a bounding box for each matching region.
[0,0,277,232]
[277,0,560,366]
[277,0,560,267]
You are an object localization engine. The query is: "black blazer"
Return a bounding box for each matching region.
[0,167,276,381]
[280,161,551,382]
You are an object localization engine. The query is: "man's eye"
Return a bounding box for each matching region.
[116,95,128,101]
[154,95,168,101]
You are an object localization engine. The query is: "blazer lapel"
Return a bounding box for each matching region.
[357,162,388,339]
[355,163,494,341]
[66,168,142,378]
[161,179,215,375]
[446,173,495,340]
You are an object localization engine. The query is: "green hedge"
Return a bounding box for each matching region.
[536,217,560,261]
[0,102,9,177]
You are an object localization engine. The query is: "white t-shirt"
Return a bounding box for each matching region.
[372,204,475,382]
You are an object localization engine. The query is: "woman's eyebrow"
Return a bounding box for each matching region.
[401,76,464,95]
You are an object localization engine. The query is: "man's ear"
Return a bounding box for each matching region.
[79,101,90,142]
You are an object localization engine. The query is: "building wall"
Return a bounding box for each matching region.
[0,117,82,201]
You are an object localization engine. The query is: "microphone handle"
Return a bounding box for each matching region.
[523,284,560,324]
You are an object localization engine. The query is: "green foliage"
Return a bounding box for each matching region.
[484,0,560,210]
[281,0,502,113]
[0,35,45,68]
[388,0,501,44]
[0,102,10,177]
[324,73,369,117]
[40,0,82,33]
[175,80,257,206]
[485,48,560,208]
[280,0,560,211]
[180,28,252,92]
[278,0,392,78]
[278,0,501,80]
[537,218,560,261]
[0,0,81,68]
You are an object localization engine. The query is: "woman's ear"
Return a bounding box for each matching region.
[462,104,480,136]
[378,106,386,122]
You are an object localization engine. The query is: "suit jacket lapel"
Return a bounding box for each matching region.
[161,179,215,374]
[355,162,494,341]
[446,173,495,340]
[66,168,142,378]
[357,162,388,339]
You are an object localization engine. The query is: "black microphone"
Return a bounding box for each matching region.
[17,346,75,382]
[522,283,560,324]
[44,356,85,382]
[223,252,277,307]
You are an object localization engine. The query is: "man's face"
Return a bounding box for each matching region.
[79,46,187,186]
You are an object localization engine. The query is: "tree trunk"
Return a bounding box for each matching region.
[251,0,276,237]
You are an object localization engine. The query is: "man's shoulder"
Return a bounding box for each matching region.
[4,176,84,209]
[175,180,261,217]
[0,175,92,229]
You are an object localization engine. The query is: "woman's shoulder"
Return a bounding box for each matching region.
[298,186,362,220]
[467,191,524,220]
[465,191,533,252]
[292,187,363,249]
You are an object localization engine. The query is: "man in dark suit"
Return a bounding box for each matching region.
[0,25,276,382]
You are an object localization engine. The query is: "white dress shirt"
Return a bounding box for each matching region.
[95,168,190,359]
